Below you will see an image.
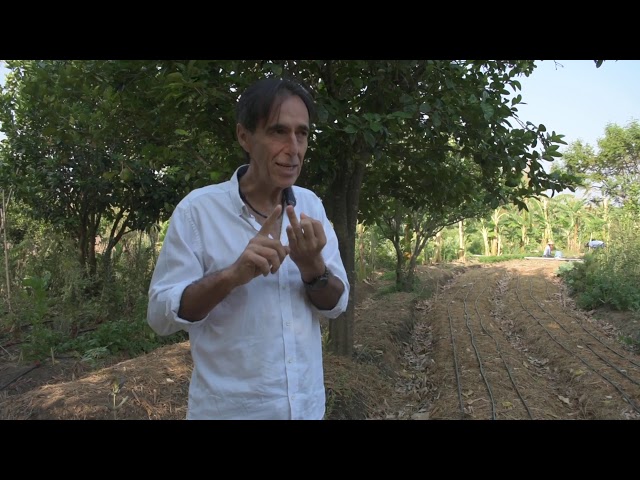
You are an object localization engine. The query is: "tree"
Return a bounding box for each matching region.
[0,61,198,278]
[554,194,588,252]
[1,59,598,358]
[0,187,12,312]
[361,143,492,290]
[130,59,603,356]
[563,120,640,215]
[290,60,584,355]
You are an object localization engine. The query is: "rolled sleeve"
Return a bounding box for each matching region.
[147,204,205,336]
[312,273,349,319]
[309,203,350,320]
[147,279,201,336]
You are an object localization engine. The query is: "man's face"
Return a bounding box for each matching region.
[237,94,310,190]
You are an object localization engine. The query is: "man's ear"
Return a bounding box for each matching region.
[237,123,250,153]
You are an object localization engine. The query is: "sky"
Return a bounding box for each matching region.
[514,59,640,151]
[1,59,639,150]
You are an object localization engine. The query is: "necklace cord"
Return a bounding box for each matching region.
[239,189,269,219]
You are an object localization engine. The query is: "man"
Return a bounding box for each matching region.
[147,77,349,420]
[586,240,606,250]
[543,241,554,257]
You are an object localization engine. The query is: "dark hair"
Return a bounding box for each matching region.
[236,77,316,133]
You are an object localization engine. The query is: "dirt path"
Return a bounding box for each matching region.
[2,259,639,420]
[413,260,640,420]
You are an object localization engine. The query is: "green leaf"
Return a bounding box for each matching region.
[364,130,375,148]
[175,129,189,136]
[166,72,183,83]
[431,112,441,128]
[317,105,329,124]
[481,103,494,121]
[270,64,283,76]
[43,126,57,137]
[392,111,413,119]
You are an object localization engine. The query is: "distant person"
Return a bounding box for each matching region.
[543,241,554,257]
[586,240,606,250]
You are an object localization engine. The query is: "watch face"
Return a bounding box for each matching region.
[305,267,330,290]
[310,276,329,290]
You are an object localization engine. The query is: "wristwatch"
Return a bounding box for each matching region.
[303,266,331,291]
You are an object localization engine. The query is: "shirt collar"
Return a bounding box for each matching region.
[230,164,250,217]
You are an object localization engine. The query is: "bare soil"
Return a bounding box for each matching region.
[2,259,639,420]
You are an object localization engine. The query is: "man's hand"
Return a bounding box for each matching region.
[285,205,326,281]
[230,205,289,286]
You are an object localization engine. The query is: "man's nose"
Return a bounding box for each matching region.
[285,133,300,156]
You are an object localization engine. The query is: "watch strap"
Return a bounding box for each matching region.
[303,265,330,290]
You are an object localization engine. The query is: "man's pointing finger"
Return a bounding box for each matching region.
[257,204,283,237]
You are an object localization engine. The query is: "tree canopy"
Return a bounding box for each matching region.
[0,59,601,355]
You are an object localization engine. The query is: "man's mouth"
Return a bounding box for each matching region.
[276,162,298,170]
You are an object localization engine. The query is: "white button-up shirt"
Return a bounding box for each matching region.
[147,165,349,420]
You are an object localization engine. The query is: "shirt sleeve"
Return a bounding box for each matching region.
[147,202,206,336]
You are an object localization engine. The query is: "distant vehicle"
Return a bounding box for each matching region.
[586,240,606,249]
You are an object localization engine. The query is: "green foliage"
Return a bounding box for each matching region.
[555,261,576,277]
[0,59,613,360]
[467,238,485,255]
[22,273,51,320]
[60,317,186,359]
[2,199,38,245]
[374,269,422,297]
[476,253,526,263]
[0,60,223,278]
[559,220,640,311]
[21,326,66,360]
[562,120,640,212]
[355,225,396,281]
[0,216,186,362]
[379,270,397,281]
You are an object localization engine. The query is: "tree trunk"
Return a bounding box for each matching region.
[397,267,413,292]
[603,196,610,242]
[325,154,365,357]
[398,253,418,292]
[369,230,376,279]
[480,220,490,256]
[357,223,366,281]
[542,197,553,248]
[1,189,12,313]
[433,231,443,263]
[458,220,465,262]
